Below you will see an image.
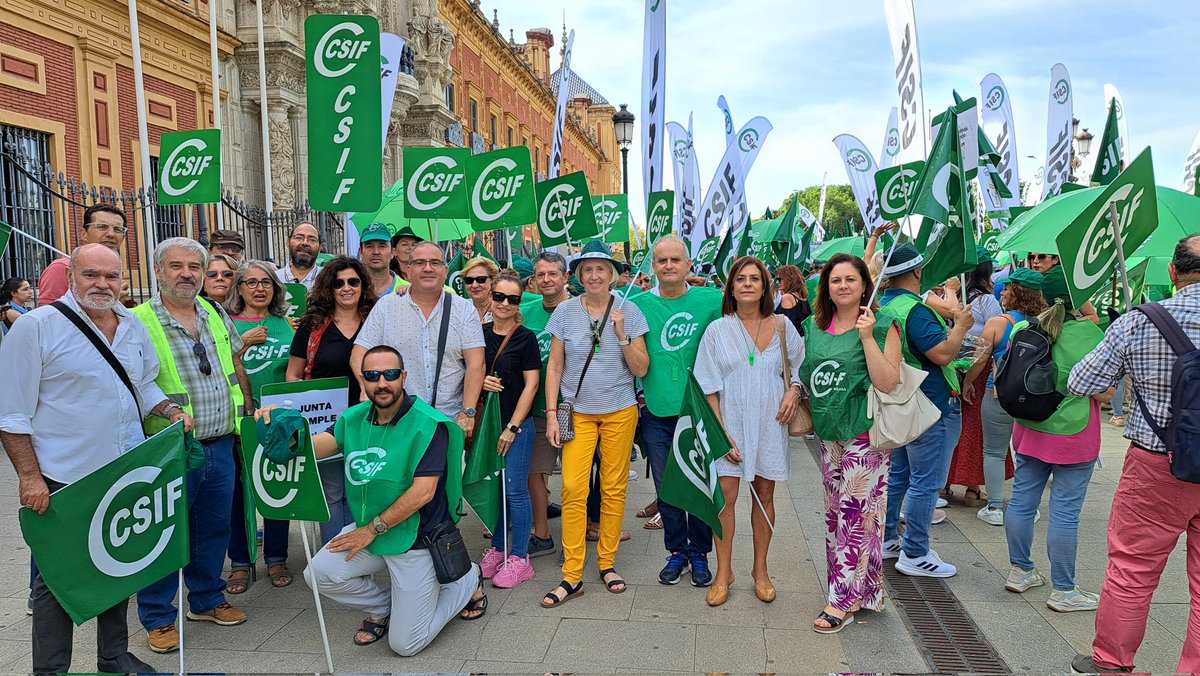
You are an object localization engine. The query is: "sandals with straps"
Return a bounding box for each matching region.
[225,567,252,595]
[599,568,626,594]
[459,585,488,620]
[541,580,584,608]
[353,617,389,645]
[813,610,855,634]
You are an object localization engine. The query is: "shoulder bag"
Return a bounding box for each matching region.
[421,519,472,583]
[866,361,940,450]
[776,315,813,436]
[557,296,614,442]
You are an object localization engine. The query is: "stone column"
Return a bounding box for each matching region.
[403,2,459,148]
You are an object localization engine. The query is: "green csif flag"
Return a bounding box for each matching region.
[535,171,598,246]
[1091,98,1124,186]
[659,374,729,538]
[0,221,11,259]
[447,247,467,297]
[592,194,630,243]
[462,390,504,530]
[20,422,190,625]
[694,236,721,266]
[712,226,738,283]
[646,190,675,247]
[238,417,331,522]
[472,237,496,263]
[910,104,978,293]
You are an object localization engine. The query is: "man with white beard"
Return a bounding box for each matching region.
[0,243,194,673]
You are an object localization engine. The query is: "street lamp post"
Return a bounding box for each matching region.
[613,103,635,259]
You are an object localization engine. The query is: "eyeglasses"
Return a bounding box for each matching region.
[332,277,362,289]
[205,270,235,279]
[290,235,320,244]
[491,291,522,306]
[192,341,212,376]
[214,243,244,253]
[1027,254,1056,262]
[362,368,403,382]
[86,223,128,235]
[408,258,445,269]
[239,279,272,289]
[464,275,491,286]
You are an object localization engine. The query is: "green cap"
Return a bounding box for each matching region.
[975,245,996,265]
[390,225,423,244]
[512,254,534,281]
[999,267,1043,291]
[569,239,620,275]
[1040,266,1074,309]
[360,222,392,243]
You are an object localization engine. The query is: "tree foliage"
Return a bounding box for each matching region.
[774,184,864,239]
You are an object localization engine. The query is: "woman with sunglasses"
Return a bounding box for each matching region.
[476,272,542,589]
[287,257,380,543]
[1025,252,1099,322]
[201,254,238,304]
[462,256,500,323]
[224,260,296,593]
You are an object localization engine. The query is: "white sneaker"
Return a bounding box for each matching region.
[628,469,638,481]
[936,497,948,508]
[1047,587,1100,612]
[977,506,1005,526]
[882,538,902,560]
[896,549,957,578]
[931,508,947,524]
[1004,566,1046,593]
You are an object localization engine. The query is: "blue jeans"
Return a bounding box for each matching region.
[317,457,354,544]
[228,440,288,567]
[491,417,535,558]
[641,410,713,556]
[137,434,236,630]
[1111,379,1126,417]
[886,412,962,558]
[1005,452,1096,590]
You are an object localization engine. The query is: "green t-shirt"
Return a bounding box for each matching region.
[631,286,723,416]
[231,314,295,405]
[613,282,644,297]
[1011,318,1105,435]
[520,298,562,417]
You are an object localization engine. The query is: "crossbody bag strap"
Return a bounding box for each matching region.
[487,327,515,374]
[1130,303,1196,444]
[429,293,453,409]
[572,296,614,403]
[52,302,143,420]
[776,315,792,388]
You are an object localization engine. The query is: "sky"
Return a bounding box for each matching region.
[488,0,1200,221]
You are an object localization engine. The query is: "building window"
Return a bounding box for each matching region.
[522,135,528,148]
[534,146,540,171]
[469,98,478,135]
[507,126,514,148]
[444,83,455,113]
[0,124,56,285]
[489,114,497,146]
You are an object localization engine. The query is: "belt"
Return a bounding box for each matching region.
[1132,443,1168,456]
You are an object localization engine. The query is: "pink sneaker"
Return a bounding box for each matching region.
[492,555,535,588]
[479,547,504,579]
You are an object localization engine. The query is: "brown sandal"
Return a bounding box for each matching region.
[636,500,659,519]
[226,567,251,595]
[268,563,293,588]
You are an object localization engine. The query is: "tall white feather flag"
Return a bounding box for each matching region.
[667,116,700,242]
[1182,128,1200,195]
[1041,63,1073,201]
[548,30,575,180]
[641,0,666,200]
[884,0,928,162]
[880,106,901,170]
[1103,83,1130,165]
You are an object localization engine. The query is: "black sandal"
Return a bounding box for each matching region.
[812,610,855,634]
[541,580,584,608]
[352,617,389,645]
[599,568,626,594]
[459,586,488,620]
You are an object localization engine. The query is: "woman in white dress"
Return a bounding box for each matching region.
[695,256,803,607]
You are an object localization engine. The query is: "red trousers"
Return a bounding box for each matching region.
[1092,446,1200,672]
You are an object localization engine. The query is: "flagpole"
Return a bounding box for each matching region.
[10,227,68,257]
[1107,201,1133,309]
[177,570,185,675]
[127,0,158,289]
[254,0,274,257]
[500,463,509,565]
[299,523,335,673]
[209,0,224,231]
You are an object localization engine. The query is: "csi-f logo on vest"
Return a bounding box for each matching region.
[243,339,291,375]
[536,329,552,361]
[251,443,309,509]
[157,129,221,205]
[404,147,470,217]
[809,359,848,398]
[535,171,598,246]
[671,415,717,500]
[465,146,536,229]
[88,466,185,578]
[346,447,387,486]
[660,311,699,352]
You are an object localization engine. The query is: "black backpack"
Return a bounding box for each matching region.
[1131,303,1200,483]
[994,317,1064,421]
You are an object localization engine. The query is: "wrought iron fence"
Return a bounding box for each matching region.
[0,129,343,304]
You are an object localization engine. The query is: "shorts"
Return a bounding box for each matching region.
[529,416,561,475]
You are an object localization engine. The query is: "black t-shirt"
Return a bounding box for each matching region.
[482,323,542,424]
[368,396,451,549]
[290,320,362,406]
[776,293,812,336]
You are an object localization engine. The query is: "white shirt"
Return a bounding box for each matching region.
[355,290,485,418]
[275,264,321,290]
[0,293,168,483]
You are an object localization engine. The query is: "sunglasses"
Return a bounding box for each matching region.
[1027,253,1056,262]
[464,275,491,286]
[332,277,362,289]
[491,291,522,305]
[362,368,403,382]
[205,270,234,279]
[193,340,212,376]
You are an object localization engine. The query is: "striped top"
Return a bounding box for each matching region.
[547,293,649,414]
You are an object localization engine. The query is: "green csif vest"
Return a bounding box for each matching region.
[879,291,961,394]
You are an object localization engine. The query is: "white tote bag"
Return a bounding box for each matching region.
[866,362,941,450]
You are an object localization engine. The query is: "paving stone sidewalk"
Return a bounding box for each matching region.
[0,423,1186,673]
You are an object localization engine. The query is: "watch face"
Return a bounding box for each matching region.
[464,408,476,417]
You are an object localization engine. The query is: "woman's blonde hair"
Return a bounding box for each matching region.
[462,256,500,280]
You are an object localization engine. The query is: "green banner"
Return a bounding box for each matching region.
[466,146,536,230]
[646,190,675,247]
[713,228,736,282]
[304,15,382,212]
[284,283,307,319]
[0,221,11,259]
[535,171,598,246]
[1055,148,1157,309]
[875,160,924,220]
[20,423,189,625]
[911,104,977,293]
[404,147,471,218]
[629,248,648,271]
[462,391,503,529]
[157,129,221,205]
[694,236,721,265]
[1091,98,1123,186]
[447,249,467,297]
[238,417,330,522]
[592,194,630,243]
[658,375,728,538]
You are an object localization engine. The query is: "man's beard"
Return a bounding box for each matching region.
[72,284,117,311]
[369,385,401,408]
[290,248,317,268]
[162,278,199,302]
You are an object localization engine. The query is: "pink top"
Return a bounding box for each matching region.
[36,257,70,306]
[1013,399,1101,465]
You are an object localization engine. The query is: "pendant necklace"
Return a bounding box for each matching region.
[584,298,603,353]
[740,315,765,366]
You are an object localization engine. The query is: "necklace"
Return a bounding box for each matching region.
[582,297,604,353]
[739,314,765,366]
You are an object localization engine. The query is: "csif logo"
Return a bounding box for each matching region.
[985,85,1005,111]
[1072,184,1146,290]
[251,443,307,509]
[593,198,620,238]
[885,128,901,157]
[161,138,215,197]
[659,311,699,352]
[670,415,717,500]
[647,198,670,237]
[536,329,552,361]
[408,156,463,210]
[1052,78,1070,105]
[696,238,718,262]
[846,148,872,172]
[87,466,185,578]
[673,139,690,163]
[345,447,387,486]
[738,128,760,152]
[881,166,919,214]
[243,338,291,374]
[809,360,847,398]
[314,22,372,78]
[471,157,523,222]
[539,184,585,238]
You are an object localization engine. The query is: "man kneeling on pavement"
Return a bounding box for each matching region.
[256,345,487,656]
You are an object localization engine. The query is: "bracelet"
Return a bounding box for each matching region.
[546,408,557,413]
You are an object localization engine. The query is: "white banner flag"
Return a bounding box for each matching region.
[667,116,701,242]
[548,29,575,180]
[1041,62,1073,201]
[884,0,927,162]
[833,134,884,230]
[980,73,1021,207]
[880,106,901,170]
[693,116,773,253]
[641,0,666,199]
[1182,128,1200,195]
[1103,83,1129,165]
[715,95,748,238]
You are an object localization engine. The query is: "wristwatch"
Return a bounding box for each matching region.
[462,407,477,417]
[506,423,521,434]
[162,402,183,418]
[616,336,632,346]
[372,516,389,534]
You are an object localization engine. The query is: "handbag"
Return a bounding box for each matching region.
[776,316,813,436]
[421,519,472,584]
[866,361,940,450]
[557,296,614,443]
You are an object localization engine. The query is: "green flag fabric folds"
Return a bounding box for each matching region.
[659,374,730,538]
[910,104,978,292]
[462,391,504,530]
